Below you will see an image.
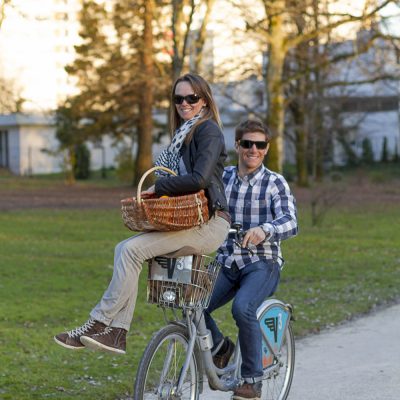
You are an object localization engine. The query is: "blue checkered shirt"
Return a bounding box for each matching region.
[216,165,298,269]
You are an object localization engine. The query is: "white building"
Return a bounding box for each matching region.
[0,113,122,175]
[326,33,400,164]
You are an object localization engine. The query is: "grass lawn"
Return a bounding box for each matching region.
[1,203,400,399]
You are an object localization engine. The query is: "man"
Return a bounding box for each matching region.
[205,119,298,400]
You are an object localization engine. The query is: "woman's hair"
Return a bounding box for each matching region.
[170,73,222,141]
[235,118,271,142]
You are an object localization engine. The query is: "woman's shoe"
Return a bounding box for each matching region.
[80,327,127,355]
[54,318,106,350]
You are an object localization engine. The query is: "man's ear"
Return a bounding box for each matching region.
[235,140,240,153]
[264,143,270,154]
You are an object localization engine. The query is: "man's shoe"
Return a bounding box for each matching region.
[232,381,262,400]
[213,337,235,369]
[80,327,127,355]
[54,318,106,350]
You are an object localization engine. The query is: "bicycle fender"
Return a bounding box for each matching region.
[257,299,291,369]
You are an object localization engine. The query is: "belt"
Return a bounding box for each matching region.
[216,210,231,225]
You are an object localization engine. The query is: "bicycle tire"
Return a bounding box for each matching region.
[258,303,295,400]
[133,323,200,400]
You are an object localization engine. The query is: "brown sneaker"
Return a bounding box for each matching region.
[80,327,127,355]
[54,318,106,350]
[232,382,262,400]
[213,337,235,369]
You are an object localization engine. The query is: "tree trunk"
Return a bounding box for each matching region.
[264,1,286,173]
[0,0,12,31]
[171,0,185,82]
[134,0,155,185]
[311,0,324,181]
[65,147,76,185]
[192,0,215,78]
[290,93,309,186]
[296,127,308,186]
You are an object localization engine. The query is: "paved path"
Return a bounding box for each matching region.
[201,303,400,399]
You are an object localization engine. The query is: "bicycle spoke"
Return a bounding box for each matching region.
[135,325,199,400]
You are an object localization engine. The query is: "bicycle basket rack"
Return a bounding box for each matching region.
[147,255,221,309]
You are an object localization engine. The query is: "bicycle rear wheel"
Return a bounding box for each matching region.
[133,324,200,400]
[261,322,295,400]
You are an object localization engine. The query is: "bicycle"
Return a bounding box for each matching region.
[133,224,295,400]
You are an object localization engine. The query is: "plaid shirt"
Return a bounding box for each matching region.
[217,165,298,269]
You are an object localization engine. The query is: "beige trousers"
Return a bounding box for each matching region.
[90,215,230,330]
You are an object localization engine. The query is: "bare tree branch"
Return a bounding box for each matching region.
[0,0,12,30]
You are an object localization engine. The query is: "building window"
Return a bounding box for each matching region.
[0,130,9,168]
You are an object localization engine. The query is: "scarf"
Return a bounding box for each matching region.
[154,111,204,177]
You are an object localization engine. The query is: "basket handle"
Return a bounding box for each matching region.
[137,166,177,204]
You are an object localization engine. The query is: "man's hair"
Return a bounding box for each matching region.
[235,119,271,142]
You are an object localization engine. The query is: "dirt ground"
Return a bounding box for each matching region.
[0,185,135,211]
[0,175,399,211]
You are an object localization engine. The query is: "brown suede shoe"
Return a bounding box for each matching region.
[54,318,106,350]
[213,337,235,369]
[232,381,262,400]
[80,327,127,355]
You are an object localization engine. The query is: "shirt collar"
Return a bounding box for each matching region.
[234,164,265,186]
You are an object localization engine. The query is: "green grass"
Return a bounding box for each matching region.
[0,205,400,399]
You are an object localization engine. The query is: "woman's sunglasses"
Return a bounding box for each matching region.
[173,94,201,105]
[239,139,269,150]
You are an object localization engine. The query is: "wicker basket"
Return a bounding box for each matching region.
[147,255,221,309]
[121,166,209,232]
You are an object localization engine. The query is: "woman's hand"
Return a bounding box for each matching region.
[140,185,156,199]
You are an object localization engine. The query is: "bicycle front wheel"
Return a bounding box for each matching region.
[133,324,200,400]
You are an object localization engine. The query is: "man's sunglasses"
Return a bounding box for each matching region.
[239,139,269,150]
[173,94,201,105]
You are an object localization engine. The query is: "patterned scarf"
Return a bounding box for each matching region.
[154,111,204,177]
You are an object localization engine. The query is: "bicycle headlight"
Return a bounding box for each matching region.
[162,290,176,302]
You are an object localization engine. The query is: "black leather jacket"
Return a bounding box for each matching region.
[154,119,228,215]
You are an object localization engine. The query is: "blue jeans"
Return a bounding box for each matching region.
[204,260,280,379]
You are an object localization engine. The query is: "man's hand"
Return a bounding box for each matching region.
[242,226,267,248]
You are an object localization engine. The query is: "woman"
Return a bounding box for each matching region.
[54,73,230,355]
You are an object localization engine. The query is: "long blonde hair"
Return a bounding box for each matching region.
[170,73,222,143]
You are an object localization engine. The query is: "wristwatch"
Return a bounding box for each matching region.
[260,224,272,240]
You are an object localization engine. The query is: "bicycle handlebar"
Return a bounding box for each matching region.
[229,222,255,256]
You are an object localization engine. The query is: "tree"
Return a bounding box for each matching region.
[62,0,155,183]
[135,0,155,183]
[54,101,83,184]
[0,0,12,30]
[62,0,213,184]
[0,75,24,113]
[381,136,389,162]
[170,0,215,81]
[235,0,398,174]
[361,137,374,164]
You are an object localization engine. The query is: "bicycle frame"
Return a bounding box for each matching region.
[168,308,240,396]
[164,298,293,396]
